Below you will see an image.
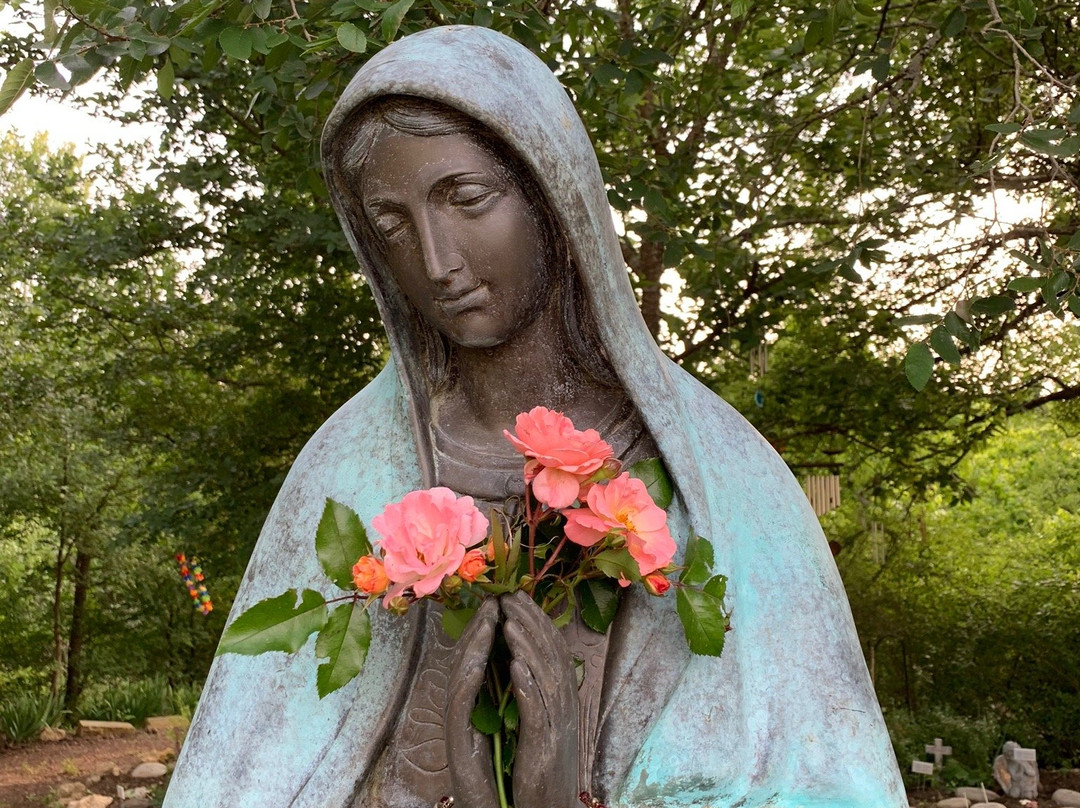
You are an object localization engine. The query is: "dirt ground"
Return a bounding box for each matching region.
[0,731,178,808]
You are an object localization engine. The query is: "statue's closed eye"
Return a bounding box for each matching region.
[374,211,408,239]
[446,182,500,209]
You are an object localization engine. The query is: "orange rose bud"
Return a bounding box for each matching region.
[352,555,389,596]
[457,548,488,583]
[643,572,671,596]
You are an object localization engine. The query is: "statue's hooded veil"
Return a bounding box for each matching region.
[165,26,907,808]
[319,25,710,521]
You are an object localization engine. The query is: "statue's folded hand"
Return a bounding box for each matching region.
[502,591,581,808]
[444,598,500,808]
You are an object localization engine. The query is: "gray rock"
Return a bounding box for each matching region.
[1053,788,1080,807]
[956,788,1000,801]
[971,803,1006,808]
[129,761,167,779]
[936,799,970,808]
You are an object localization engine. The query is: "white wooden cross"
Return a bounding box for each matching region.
[925,738,953,767]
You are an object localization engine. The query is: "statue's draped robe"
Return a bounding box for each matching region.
[164,26,907,808]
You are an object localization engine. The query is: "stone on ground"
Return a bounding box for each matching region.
[971,803,1006,808]
[129,761,168,779]
[76,720,136,738]
[1054,789,1080,807]
[144,715,190,734]
[936,798,970,808]
[956,788,1000,801]
[55,782,88,800]
[68,796,113,808]
[40,726,67,742]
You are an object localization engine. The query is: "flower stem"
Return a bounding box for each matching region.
[535,535,568,584]
[493,729,510,808]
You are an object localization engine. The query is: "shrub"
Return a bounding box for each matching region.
[80,677,170,725]
[0,692,62,744]
[886,706,1000,788]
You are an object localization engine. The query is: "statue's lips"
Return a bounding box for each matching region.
[435,285,488,317]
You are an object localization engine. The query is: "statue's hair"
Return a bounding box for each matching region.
[333,95,617,392]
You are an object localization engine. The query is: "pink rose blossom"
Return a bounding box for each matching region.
[371,487,489,605]
[563,473,676,575]
[503,407,615,509]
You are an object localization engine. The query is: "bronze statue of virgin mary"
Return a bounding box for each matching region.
[164,25,906,808]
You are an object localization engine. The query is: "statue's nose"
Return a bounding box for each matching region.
[416,215,464,283]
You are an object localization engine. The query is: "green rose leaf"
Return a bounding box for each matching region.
[316,498,371,590]
[904,342,934,391]
[704,573,728,601]
[593,547,641,583]
[315,600,371,698]
[578,578,619,633]
[471,688,502,735]
[680,534,714,586]
[628,457,674,509]
[676,583,729,657]
[217,589,327,656]
[441,606,477,641]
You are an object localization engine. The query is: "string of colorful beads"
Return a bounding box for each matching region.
[176,553,213,615]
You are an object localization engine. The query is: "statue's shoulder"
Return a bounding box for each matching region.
[270,363,420,525]
[299,364,406,458]
[662,358,786,471]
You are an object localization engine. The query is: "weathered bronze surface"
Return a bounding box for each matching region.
[164,25,907,808]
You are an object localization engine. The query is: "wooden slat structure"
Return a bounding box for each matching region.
[802,474,841,516]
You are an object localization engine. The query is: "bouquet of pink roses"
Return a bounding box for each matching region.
[218,407,729,803]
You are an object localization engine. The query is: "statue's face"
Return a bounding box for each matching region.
[361,129,553,349]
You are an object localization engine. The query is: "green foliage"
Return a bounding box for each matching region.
[79,677,172,725]
[216,589,328,656]
[0,692,62,744]
[316,498,372,591]
[0,0,1076,735]
[676,537,729,656]
[578,578,619,634]
[315,600,371,698]
[833,411,1080,767]
[628,457,674,510]
[885,706,999,788]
